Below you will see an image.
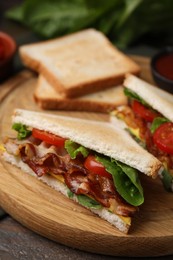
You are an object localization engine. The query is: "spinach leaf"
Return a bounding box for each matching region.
[150,117,169,134]
[67,187,101,209]
[6,0,173,48]
[65,140,89,159]
[12,123,31,140]
[160,168,173,192]
[96,155,144,206]
[77,194,102,209]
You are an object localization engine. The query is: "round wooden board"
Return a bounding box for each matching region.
[0,56,173,257]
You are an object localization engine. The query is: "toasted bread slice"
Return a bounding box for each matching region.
[34,75,127,112]
[19,29,140,98]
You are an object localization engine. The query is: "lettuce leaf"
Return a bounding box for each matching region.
[12,123,31,140]
[150,117,169,134]
[161,168,173,192]
[124,87,149,106]
[67,188,101,209]
[65,140,89,159]
[77,194,102,209]
[96,155,144,206]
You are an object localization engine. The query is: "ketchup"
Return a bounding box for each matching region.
[0,43,5,60]
[155,54,173,81]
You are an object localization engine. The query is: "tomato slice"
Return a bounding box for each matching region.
[153,122,173,155]
[32,128,66,147]
[84,155,112,179]
[132,100,158,122]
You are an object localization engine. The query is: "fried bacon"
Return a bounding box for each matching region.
[4,138,138,217]
[118,105,173,172]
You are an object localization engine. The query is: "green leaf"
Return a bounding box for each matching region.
[67,187,101,208]
[12,123,32,140]
[77,194,102,209]
[117,0,143,28]
[96,155,144,206]
[5,5,25,22]
[5,0,173,48]
[160,168,173,192]
[67,188,74,199]
[150,117,169,134]
[124,87,149,106]
[65,140,89,159]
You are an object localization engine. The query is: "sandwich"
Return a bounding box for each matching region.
[111,74,173,191]
[19,28,140,98]
[34,75,128,112]
[0,109,162,234]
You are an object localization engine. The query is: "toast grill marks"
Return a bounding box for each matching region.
[4,137,137,217]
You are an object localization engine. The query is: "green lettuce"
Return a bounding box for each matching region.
[12,123,31,140]
[161,169,173,192]
[77,194,102,209]
[150,117,169,134]
[124,87,149,106]
[65,140,89,159]
[67,188,101,209]
[96,155,144,206]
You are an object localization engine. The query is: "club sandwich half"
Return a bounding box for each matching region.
[111,74,173,191]
[1,109,162,233]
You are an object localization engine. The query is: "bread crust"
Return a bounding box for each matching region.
[34,75,127,112]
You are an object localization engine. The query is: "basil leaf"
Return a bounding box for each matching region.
[124,87,149,106]
[65,140,89,159]
[77,194,102,209]
[160,168,173,192]
[150,117,169,134]
[96,155,144,206]
[12,123,32,140]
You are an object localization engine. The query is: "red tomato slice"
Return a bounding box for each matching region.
[132,100,158,122]
[84,155,112,179]
[153,122,173,155]
[32,128,66,147]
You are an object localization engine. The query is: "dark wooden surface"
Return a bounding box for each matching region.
[0,1,173,259]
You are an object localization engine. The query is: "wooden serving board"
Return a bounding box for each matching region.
[0,56,173,257]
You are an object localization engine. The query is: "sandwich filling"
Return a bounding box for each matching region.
[112,87,173,191]
[2,123,145,222]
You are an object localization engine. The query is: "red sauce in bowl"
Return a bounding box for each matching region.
[0,32,16,81]
[155,54,173,81]
[151,47,173,94]
[0,43,5,60]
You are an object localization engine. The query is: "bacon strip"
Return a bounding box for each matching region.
[5,139,138,217]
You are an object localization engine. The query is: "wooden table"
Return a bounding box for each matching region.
[0,1,173,259]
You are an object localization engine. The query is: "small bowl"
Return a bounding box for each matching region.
[0,31,17,82]
[151,46,173,94]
